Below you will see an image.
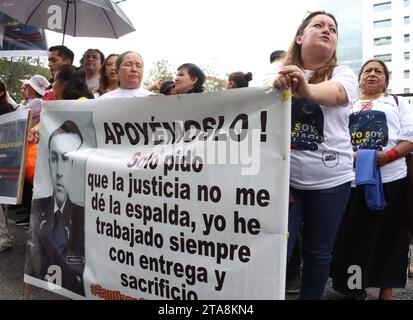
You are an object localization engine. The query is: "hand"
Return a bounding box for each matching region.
[376,151,390,167]
[273,65,309,98]
[154,80,163,90]
[288,191,294,207]
[353,151,357,168]
[144,79,164,91]
[27,126,40,144]
[153,79,164,91]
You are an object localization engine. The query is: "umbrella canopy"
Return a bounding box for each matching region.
[0,0,135,42]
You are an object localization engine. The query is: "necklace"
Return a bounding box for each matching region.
[358,92,385,100]
[354,92,385,112]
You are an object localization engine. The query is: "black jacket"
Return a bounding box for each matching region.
[0,102,14,115]
[25,196,85,296]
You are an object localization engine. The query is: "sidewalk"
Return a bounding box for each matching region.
[1,206,412,300]
[0,207,66,300]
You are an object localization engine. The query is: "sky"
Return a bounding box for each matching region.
[45,0,311,86]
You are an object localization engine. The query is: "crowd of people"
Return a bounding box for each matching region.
[0,9,413,300]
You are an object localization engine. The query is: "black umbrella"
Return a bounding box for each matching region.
[0,0,135,44]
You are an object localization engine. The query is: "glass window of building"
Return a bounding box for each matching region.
[387,89,392,94]
[405,16,410,25]
[405,0,410,7]
[374,19,392,29]
[405,34,410,43]
[374,2,391,11]
[405,52,410,61]
[405,88,411,93]
[405,70,410,79]
[374,54,392,62]
[374,36,392,46]
[389,71,392,80]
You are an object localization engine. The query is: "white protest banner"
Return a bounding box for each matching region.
[0,109,31,204]
[24,87,291,300]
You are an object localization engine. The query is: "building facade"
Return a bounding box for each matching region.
[311,0,364,75]
[312,0,413,95]
[364,0,413,94]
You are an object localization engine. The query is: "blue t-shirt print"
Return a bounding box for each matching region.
[349,110,388,151]
[291,97,324,151]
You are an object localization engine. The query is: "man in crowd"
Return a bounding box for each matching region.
[44,45,74,100]
[80,48,104,94]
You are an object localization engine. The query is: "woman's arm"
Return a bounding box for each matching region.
[376,141,413,167]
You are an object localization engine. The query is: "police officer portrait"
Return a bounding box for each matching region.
[25,114,96,297]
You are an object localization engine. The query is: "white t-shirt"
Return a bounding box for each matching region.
[86,77,100,93]
[350,95,413,183]
[99,87,152,99]
[20,98,42,127]
[264,63,358,190]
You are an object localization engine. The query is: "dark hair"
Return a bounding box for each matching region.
[159,80,175,95]
[48,45,74,64]
[358,59,390,90]
[228,72,253,88]
[0,79,8,105]
[0,78,14,115]
[80,48,105,67]
[284,11,338,84]
[48,120,83,151]
[177,63,205,93]
[98,53,119,95]
[55,65,94,100]
[270,50,286,64]
[115,51,143,70]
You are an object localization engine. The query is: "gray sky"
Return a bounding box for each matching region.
[46,0,309,85]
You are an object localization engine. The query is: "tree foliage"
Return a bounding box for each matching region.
[144,59,174,88]
[200,64,226,92]
[0,56,50,102]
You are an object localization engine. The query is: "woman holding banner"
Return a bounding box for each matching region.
[264,11,358,299]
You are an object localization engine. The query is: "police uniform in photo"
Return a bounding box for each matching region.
[26,195,85,296]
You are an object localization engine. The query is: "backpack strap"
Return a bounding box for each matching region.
[392,94,399,106]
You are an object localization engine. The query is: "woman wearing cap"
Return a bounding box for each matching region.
[19,75,49,127]
[13,76,49,227]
